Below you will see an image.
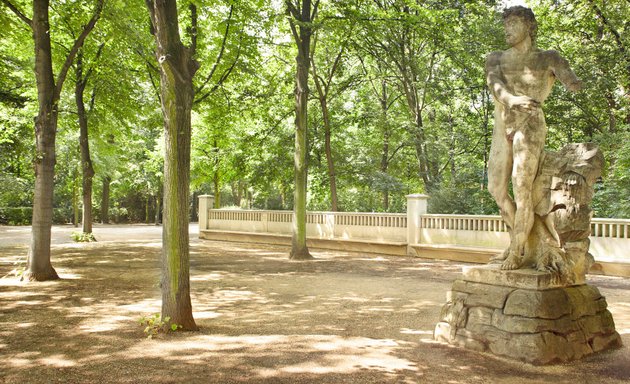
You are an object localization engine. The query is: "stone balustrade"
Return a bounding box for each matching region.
[198,194,630,276]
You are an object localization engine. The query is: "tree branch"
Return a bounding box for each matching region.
[83,43,106,87]
[285,0,300,19]
[188,2,198,57]
[195,4,234,95]
[311,0,320,21]
[195,32,243,105]
[0,0,32,28]
[54,0,104,102]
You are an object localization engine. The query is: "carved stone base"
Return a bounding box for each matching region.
[434,265,622,365]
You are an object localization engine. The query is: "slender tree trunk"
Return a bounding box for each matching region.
[287,0,316,260]
[146,0,198,330]
[191,191,197,222]
[73,169,79,227]
[379,79,390,211]
[321,99,338,211]
[75,50,95,235]
[311,43,343,212]
[101,176,110,224]
[211,138,221,208]
[154,195,161,225]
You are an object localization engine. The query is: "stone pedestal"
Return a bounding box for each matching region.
[434,264,622,365]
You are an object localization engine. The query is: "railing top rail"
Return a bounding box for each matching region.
[208,209,405,217]
[208,209,629,224]
[420,214,630,224]
[420,214,502,220]
[591,218,630,224]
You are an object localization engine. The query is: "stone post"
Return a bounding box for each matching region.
[198,195,214,232]
[406,194,429,255]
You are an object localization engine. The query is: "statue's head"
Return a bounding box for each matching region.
[503,6,537,45]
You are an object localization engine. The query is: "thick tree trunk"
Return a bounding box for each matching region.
[101,176,110,224]
[146,0,198,330]
[291,56,311,259]
[27,109,59,281]
[24,0,59,281]
[17,0,102,281]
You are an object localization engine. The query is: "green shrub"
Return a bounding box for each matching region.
[0,207,32,225]
[138,314,182,338]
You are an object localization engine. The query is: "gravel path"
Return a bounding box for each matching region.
[0,224,628,383]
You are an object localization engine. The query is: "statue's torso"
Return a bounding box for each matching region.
[498,49,557,104]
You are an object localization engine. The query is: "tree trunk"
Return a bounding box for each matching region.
[16,0,102,281]
[287,0,315,260]
[212,138,221,208]
[146,0,198,331]
[154,195,161,225]
[379,78,390,211]
[321,98,338,211]
[24,0,59,281]
[75,50,95,235]
[73,169,79,227]
[101,176,110,224]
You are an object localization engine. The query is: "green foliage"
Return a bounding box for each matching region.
[1,0,627,220]
[0,207,72,225]
[71,231,97,242]
[138,314,182,338]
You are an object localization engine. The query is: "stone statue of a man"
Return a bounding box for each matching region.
[486,6,582,270]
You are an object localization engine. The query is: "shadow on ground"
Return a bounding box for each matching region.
[0,224,629,383]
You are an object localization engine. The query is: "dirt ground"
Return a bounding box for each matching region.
[0,224,628,384]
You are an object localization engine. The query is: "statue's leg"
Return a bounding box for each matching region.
[487,114,515,232]
[504,127,546,270]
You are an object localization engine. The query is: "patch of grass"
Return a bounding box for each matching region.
[71,232,97,242]
[139,313,182,338]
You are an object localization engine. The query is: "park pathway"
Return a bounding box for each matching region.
[0,224,629,383]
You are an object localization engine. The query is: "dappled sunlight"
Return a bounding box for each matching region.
[400,328,433,336]
[119,299,161,313]
[190,272,227,281]
[608,301,630,335]
[1,225,630,383]
[77,315,135,334]
[123,334,420,378]
[38,354,77,368]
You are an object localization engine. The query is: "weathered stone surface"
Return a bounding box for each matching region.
[453,334,487,352]
[452,280,514,309]
[565,285,603,319]
[434,264,622,364]
[492,310,578,334]
[466,307,494,329]
[590,332,623,352]
[445,289,468,303]
[504,289,571,319]
[433,322,452,343]
[462,264,570,289]
[579,311,616,335]
[439,298,468,328]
